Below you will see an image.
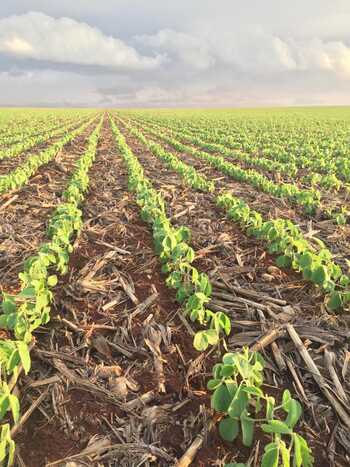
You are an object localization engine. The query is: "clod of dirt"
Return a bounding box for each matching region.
[141,405,171,425]
[64,463,86,467]
[262,273,274,282]
[267,265,281,275]
[217,232,232,244]
[108,376,129,398]
[89,335,112,359]
[95,364,123,379]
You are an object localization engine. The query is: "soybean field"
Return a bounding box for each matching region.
[0,107,350,467]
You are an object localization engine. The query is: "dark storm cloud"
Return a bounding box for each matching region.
[1,1,350,106]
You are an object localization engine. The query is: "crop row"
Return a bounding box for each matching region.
[110,116,228,349]
[127,125,215,192]
[217,193,350,310]
[119,117,321,214]
[0,110,92,141]
[132,117,299,177]
[0,115,87,160]
[0,113,79,148]
[0,117,103,464]
[127,117,349,225]
[119,118,350,311]
[134,117,346,193]
[130,110,344,164]
[0,115,97,196]
[130,111,350,186]
[110,116,314,467]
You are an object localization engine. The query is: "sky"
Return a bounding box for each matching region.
[0,1,350,107]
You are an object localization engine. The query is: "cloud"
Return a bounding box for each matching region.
[136,29,215,70]
[0,12,163,70]
[137,25,350,78]
[1,2,350,107]
[0,68,103,106]
[292,38,350,76]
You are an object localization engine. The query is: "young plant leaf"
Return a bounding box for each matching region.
[285,399,302,428]
[261,420,292,435]
[16,341,31,375]
[219,417,239,442]
[261,443,279,467]
[240,409,255,447]
[211,383,232,412]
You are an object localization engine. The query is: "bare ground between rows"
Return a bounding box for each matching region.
[135,124,350,275]
[0,117,90,176]
[15,122,215,466]
[118,127,350,466]
[0,119,99,293]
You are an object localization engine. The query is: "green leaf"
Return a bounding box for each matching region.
[6,313,18,330]
[266,396,275,420]
[211,383,232,412]
[221,365,235,377]
[285,399,302,428]
[193,329,218,351]
[198,273,212,296]
[242,385,264,397]
[0,316,8,329]
[311,265,328,286]
[207,379,222,391]
[298,252,313,268]
[222,353,236,365]
[261,420,292,435]
[0,396,9,419]
[302,267,312,281]
[280,440,291,467]
[16,341,31,375]
[212,312,231,335]
[276,255,291,268]
[240,409,254,447]
[1,297,16,315]
[225,381,238,397]
[47,275,58,287]
[227,386,248,418]
[219,416,239,442]
[293,434,314,467]
[8,395,20,423]
[176,287,188,303]
[6,434,15,467]
[18,287,36,298]
[212,363,223,379]
[6,349,19,374]
[327,292,343,310]
[282,389,291,411]
[261,443,279,467]
[0,438,6,462]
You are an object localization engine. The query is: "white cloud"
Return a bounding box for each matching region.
[3,37,34,55]
[1,2,350,106]
[292,38,350,76]
[137,25,350,77]
[0,12,163,70]
[136,29,215,70]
